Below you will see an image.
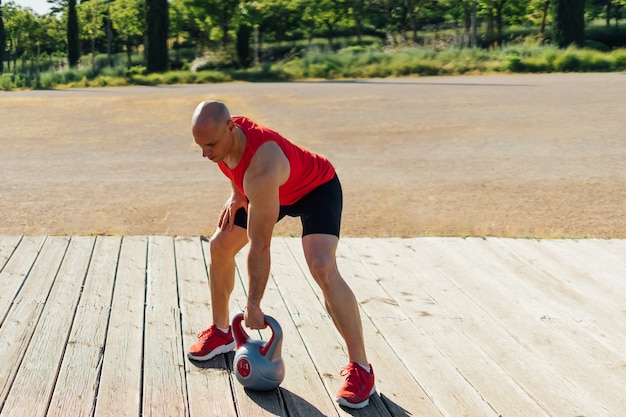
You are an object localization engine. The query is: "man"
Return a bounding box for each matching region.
[187,100,375,409]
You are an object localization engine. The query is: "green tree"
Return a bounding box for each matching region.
[110,0,144,67]
[346,0,367,43]
[3,2,38,71]
[169,0,211,51]
[67,0,79,67]
[0,0,6,73]
[299,0,348,47]
[252,0,298,43]
[193,0,240,47]
[146,0,169,72]
[78,0,105,71]
[551,0,585,47]
[368,0,406,45]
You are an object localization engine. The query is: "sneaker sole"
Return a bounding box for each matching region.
[336,385,376,409]
[187,340,236,361]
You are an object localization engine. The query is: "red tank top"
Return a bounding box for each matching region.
[218,116,335,206]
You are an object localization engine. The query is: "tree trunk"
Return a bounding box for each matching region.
[495,0,506,41]
[106,5,112,67]
[539,0,550,39]
[146,0,169,73]
[552,0,585,47]
[354,15,363,44]
[486,7,494,41]
[67,0,80,68]
[221,23,229,47]
[0,2,5,74]
[404,0,417,44]
[326,22,334,48]
[471,0,477,48]
[126,41,133,67]
[91,35,96,72]
[307,20,314,47]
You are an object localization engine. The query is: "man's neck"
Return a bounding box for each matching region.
[223,127,246,168]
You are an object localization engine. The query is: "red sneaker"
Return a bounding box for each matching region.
[336,363,376,409]
[187,325,235,361]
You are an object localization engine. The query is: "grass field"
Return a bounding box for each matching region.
[2,40,626,91]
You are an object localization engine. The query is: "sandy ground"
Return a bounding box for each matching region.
[1,73,625,238]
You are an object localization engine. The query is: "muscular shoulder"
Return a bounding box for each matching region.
[245,142,290,193]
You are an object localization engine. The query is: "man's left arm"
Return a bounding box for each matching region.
[243,142,290,329]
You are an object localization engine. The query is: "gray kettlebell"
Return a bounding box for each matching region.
[231,311,285,391]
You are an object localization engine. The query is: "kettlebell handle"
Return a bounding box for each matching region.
[231,311,283,360]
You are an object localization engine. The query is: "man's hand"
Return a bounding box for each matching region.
[218,189,247,231]
[244,303,267,330]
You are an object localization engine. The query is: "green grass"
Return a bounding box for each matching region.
[1,43,625,91]
[279,44,626,79]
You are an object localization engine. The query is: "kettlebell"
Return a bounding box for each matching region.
[231,311,285,391]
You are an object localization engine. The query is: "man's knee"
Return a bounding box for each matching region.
[307,253,337,289]
[209,228,247,263]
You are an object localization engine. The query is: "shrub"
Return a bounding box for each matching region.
[125,66,147,77]
[195,70,232,83]
[554,50,581,71]
[0,74,12,91]
[583,39,609,51]
[611,49,626,70]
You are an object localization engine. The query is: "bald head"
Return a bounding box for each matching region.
[192,100,231,134]
[191,100,241,163]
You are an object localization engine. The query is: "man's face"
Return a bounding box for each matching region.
[193,118,233,163]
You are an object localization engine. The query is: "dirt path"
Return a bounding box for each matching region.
[1,73,625,238]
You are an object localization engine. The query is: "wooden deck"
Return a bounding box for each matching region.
[0,235,624,417]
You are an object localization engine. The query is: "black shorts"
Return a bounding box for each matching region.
[232,174,343,237]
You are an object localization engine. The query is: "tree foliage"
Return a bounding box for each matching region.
[110,0,145,66]
[0,0,624,76]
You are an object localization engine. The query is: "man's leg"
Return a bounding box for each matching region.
[187,225,248,361]
[301,233,367,366]
[209,225,249,328]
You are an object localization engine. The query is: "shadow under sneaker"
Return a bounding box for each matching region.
[336,363,376,409]
[187,325,235,361]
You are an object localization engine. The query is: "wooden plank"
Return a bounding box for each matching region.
[93,236,147,417]
[495,238,626,354]
[143,236,188,417]
[338,239,502,415]
[0,236,70,409]
[345,237,551,417]
[547,239,626,295]
[0,235,22,272]
[595,239,626,277]
[525,239,625,309]
[0,235,46,324]
[339,238,507,417]
[278,238,391,417]
[176,236,237,417]
[47,236,122,417]
[1,236,95,417]
[408,237,620,417]
[384,237,588,417]
[474,238,626,405]
[1,235,619,417]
